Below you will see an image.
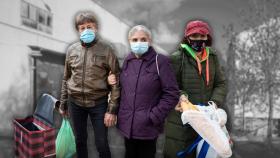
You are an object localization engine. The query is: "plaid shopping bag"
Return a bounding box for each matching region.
[14,94,59,158]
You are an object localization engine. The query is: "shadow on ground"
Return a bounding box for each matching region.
[232,140,280,158]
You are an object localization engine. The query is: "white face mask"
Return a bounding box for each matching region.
[130,42,149,55]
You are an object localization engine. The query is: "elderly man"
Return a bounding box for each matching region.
[59,11,120,158]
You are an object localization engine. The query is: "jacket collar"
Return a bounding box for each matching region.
[81,37,99,48]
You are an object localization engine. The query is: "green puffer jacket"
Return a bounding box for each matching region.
[164,47,227,158]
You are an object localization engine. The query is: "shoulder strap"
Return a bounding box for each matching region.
[156,53,160,76]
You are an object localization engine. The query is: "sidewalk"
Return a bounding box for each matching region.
[232,140,280,158]
[1,134,279,158]
[0,127,164,158]
[0,136,14,158]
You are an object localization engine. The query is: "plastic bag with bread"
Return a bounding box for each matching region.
[175,94,199,112]
[180,100,232,158]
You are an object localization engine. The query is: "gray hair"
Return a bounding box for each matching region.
[128,25,152,39]
[75,11,98,30]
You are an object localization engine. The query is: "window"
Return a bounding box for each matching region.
[21,1,29,18]
[47,15,52,27]
[38,10,47,25]
[20,0,53,34]
[29,5,37,21]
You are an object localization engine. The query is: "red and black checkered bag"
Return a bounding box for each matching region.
[14,94,59,158]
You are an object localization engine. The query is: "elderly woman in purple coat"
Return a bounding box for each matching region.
[108,25,179,158]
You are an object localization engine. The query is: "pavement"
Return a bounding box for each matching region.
[1,117,279,158]
[2,134,280,158]
[0,128,164,158]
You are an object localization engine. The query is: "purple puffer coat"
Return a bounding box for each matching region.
[117,47,179,139]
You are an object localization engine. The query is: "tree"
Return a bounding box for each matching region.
[226,0,280,147]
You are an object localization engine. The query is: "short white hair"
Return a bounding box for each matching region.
[128,25,152,39]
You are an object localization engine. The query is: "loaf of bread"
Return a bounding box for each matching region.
[181,101,199,111]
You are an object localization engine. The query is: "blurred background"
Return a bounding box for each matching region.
[0,0,279,157]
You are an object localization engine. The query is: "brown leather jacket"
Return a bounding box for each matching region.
[60,39,120,114]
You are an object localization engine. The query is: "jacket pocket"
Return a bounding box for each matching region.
[69,55,80,69]
[91,55,107,69]
[134,109,153,133]
[89,55,108,78]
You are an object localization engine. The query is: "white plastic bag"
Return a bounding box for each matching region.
[197,140,219,158]
[181,102,232,158]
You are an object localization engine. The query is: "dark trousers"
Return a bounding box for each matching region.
[69,101,111,158]
[124,138,157,158]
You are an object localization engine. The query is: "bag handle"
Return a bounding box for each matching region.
[208,101,226,126]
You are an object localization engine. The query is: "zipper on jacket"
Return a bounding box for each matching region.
[82,48,88,105]
[201,64,207,104]
[130,59,144,138]
[93,56,96,64]
[186,54,205,104]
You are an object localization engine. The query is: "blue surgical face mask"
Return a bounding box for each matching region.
[80,29,95,43]
[130,42,149,55]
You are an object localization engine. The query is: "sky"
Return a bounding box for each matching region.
[92,0,280,59]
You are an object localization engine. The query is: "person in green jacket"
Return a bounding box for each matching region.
[163,20,227,158]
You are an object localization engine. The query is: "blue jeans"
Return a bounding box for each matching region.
[69,100,111,158]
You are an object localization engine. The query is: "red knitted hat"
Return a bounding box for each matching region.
[185,20,212,38]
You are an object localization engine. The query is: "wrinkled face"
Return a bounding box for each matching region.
[129,30,151,44]
[188,33,208,40]
[77,22,97,34]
